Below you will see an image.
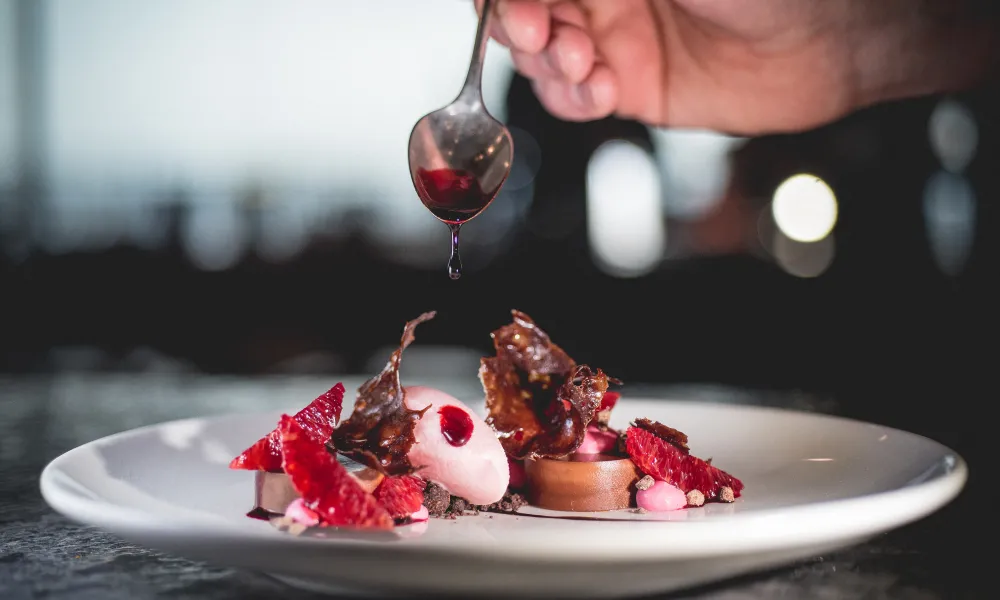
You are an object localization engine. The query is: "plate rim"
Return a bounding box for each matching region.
[39,398,968,562]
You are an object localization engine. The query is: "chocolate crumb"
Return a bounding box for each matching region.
[719,486,735,503]
[426,484,528,518]
[635,475,655,491]
[633,507,648,514]
[449,496,470,515]
[422,481,452,517]
[617,430,629,455]
[686,490,705,507]
[478,490,528,514]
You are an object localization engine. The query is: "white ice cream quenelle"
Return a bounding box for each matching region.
[404,386,509,505]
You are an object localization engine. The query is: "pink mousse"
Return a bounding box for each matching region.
[404,386,509,506]
[636,480,687,512]
[576,425,618,454]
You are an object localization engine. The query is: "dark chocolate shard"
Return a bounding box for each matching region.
[330,312,435,476]
[491,310,576,378]
[481,310,611,459]
[633,417,690,453]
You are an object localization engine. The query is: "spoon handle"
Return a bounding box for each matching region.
[459,0,495,102]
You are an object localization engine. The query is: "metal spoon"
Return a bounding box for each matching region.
[407,0,514,280]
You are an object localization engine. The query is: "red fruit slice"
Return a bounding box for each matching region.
[229,382,346,471]
[633,417,688,452]
[599,391,620,412]
[625,425,743,501]
[373,475,426,520]
[279,415,393,529]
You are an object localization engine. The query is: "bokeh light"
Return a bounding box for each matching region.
[503,126,542,192]
[771,174,838,243]
[650,128,743,220]
[585,140,666,278]
[773,233,835,278]
[928,99,978,173]
[922,170,976,276]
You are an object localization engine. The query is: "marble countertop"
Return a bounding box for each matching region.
[0,374,983,599]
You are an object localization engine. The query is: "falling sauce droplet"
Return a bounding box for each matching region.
[448,223,462,280]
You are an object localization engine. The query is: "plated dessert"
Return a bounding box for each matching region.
[229,310,743,531]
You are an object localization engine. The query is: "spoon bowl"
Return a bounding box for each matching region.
[407,0,512,279]
[408,99,513,225]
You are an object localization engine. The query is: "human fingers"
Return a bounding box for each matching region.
[508,23,595,84]
[475,0,553,52]
[530,63,617,121]
[474,0,510,46]
[475,0,596,83]
[478,0,605,116]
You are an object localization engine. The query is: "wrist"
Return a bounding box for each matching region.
[850,1,999,108]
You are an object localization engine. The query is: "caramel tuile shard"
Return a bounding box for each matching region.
[480,310,611,460]
[330,312,435,476]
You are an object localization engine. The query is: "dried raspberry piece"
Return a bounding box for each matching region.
[229,382,346,471]
[279,415,393,529]
[373,475,426,520]
[625,425,743,501]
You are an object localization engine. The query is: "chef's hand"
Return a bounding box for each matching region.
[477,0,998,135]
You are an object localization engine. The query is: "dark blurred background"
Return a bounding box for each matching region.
[0,0,994,450]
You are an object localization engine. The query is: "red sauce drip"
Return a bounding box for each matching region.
[438,405,474,447]
[415,168,499,225]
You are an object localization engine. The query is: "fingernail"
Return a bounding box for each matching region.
[570,83,593,108]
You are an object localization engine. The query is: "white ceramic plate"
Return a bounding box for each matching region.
[40,399,966,598]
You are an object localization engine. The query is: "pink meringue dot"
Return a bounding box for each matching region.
[284,498,320,526]
[636,481,687,512]
[409,505,430,522]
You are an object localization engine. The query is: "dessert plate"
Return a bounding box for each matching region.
[40,398,966,598]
